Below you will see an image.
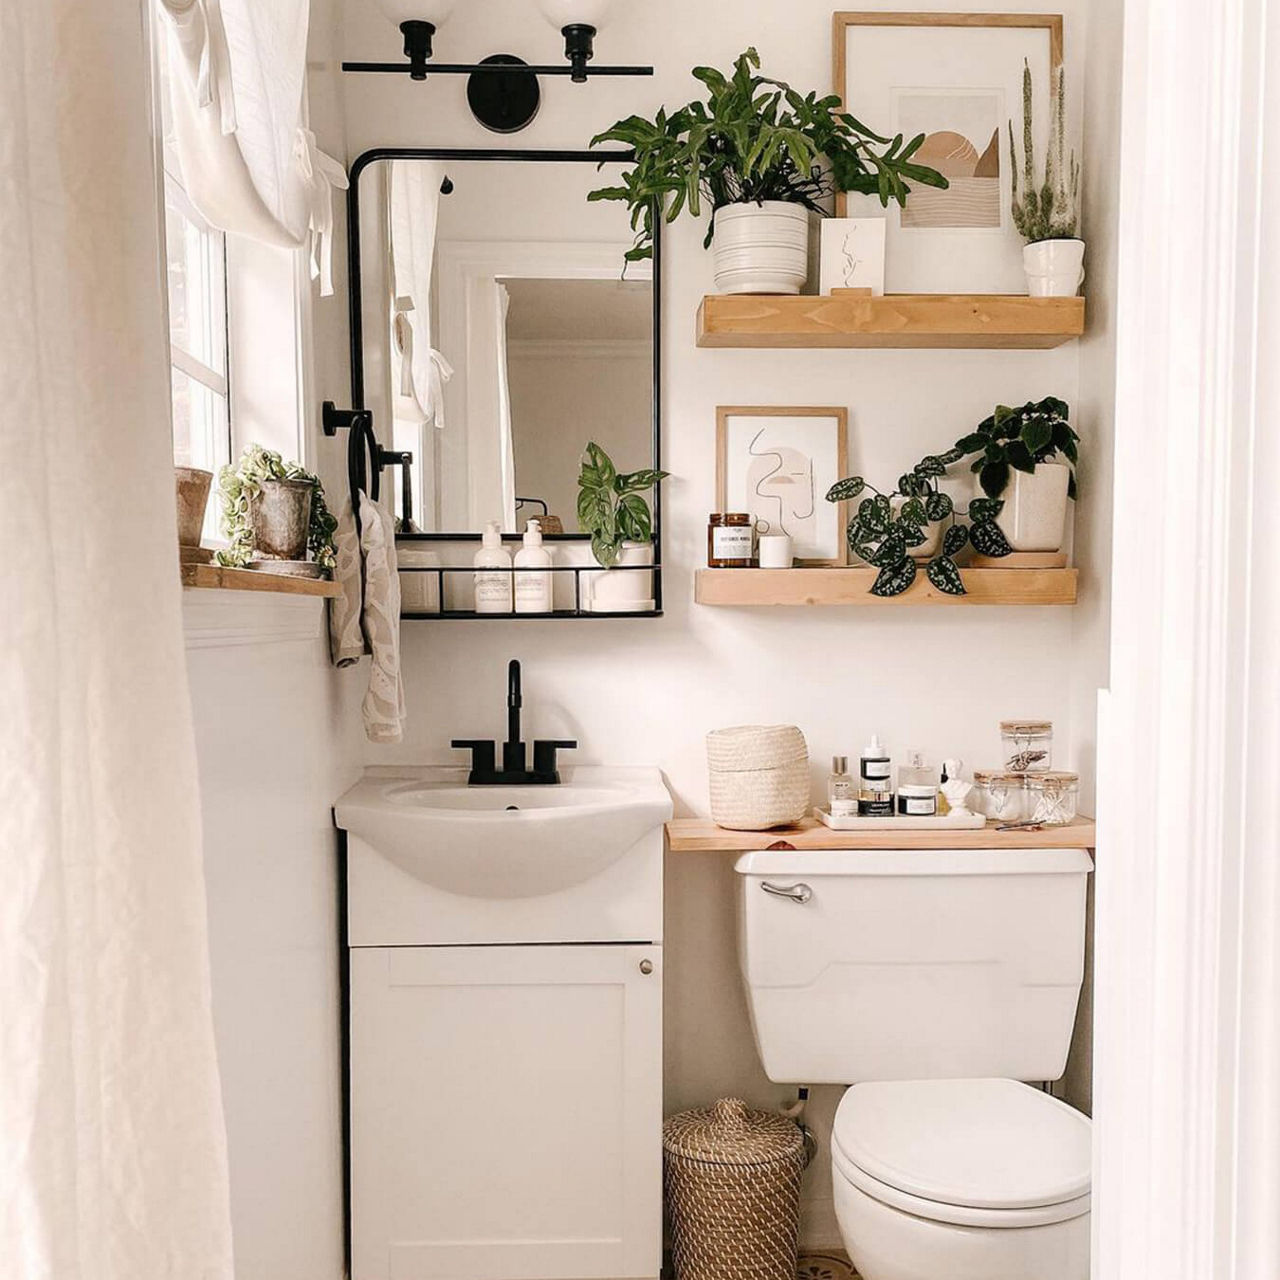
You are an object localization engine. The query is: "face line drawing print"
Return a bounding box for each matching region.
[747,428,816,538]
[840,231,863,286]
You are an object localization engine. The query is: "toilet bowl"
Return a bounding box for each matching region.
[830,1078,1091,1280]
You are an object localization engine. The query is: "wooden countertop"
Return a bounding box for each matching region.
[665,815,1096,852]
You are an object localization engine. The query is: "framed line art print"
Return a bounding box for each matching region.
[716,407,849,565]
[833,12,1064,294]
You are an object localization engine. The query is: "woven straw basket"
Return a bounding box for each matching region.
[664,1098,808,1280]
[706,725,809,830]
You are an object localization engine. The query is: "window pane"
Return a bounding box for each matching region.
[171,368,230,542]
[165,192,226,376]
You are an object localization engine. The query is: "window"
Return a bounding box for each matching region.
[156,46,232,542]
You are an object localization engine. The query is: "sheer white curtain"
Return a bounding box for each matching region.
[0,3,233,1278]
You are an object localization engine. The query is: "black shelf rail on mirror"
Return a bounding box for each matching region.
[398,562,663,620]
[341,147,664,619]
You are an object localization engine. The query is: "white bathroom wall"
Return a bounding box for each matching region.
[326,0,1118,1245]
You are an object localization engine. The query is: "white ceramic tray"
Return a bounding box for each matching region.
[814,807,987,832]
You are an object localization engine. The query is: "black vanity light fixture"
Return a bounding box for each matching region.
[343,0,652,133]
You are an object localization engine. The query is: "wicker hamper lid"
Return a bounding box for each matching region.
[706,726,808,773]
[663,1098,805,1167]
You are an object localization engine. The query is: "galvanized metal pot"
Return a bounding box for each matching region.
[251,478,313,560]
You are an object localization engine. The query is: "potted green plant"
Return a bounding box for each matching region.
[1009,60,1083,296]
[953,397,1079,554]
[576,441,668,611]
[589,47,947,293]
[215,444,338,574]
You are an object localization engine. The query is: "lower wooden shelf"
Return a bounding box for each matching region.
[666,815,1096,852]
[180,563,341,598]
[695,567,1077,607]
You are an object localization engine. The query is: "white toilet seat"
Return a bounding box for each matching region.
[832,1078,1092,1226]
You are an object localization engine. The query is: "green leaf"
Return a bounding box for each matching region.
[615,468,668,493]
[899,497,927,525]
[870,557,917,597]
[1006,441,1037,474]
[616,492,653,542]
[926,555,966,595]
[979,461,1011,499]
[859,496,890,533]
[870,529,907,566]
[592,533,621,568]
[955,431,989,454]
[584,441,616,488]
[943,523,969,556]
[1068,470,1078,501]
[967,496,1005,522]
[924,491,953,521]
[1021,416,1053,455]
[936,446,965,466]
[827,475,866,502]
[900,521,927,548]
[915,455,946,478]
[969,519,1013,557]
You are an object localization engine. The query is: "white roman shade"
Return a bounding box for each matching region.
[156,0,347,294]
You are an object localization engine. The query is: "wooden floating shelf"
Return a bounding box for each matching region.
[666,815,1096,852]
[696,293,1085,350]
[695,567,1078,607]
[180,563,341,598]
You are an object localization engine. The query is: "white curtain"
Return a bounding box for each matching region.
[157,0,347,295]
[1094,0,1280,1276]
[0,3,233,1278]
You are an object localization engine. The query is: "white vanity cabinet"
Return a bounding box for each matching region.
[350,943,662,1280]
[335,766,672,1280]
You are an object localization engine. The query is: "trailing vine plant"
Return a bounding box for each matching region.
[215,444,338,572]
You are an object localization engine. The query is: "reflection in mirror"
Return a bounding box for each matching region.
[356,156,655,536]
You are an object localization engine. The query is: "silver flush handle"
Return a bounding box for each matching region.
[760,880,813,904]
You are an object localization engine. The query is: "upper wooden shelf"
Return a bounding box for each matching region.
[695,567,1077,607]
[696,293,1085,350]
[666,815,1096,852]
[180,563,341,599]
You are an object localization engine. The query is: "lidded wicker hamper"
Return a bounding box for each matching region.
[663,1098,808,1280]
[706,725,809,830]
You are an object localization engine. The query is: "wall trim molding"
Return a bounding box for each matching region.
[182,589,325,649]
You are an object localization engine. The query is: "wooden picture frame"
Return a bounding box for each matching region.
[832,12,1065,293]
[716,406,850,566]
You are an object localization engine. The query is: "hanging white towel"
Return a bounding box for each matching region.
[328,498,364,667]
[358,494,406,743]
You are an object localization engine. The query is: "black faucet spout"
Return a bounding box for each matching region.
[503,659,525,773]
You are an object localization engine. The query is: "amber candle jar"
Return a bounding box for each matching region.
[707,513,754,567]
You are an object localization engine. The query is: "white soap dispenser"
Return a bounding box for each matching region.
[514,518,553,613]
[473,520,513,614]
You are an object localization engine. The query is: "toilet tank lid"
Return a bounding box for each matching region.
[833,1079,1091,1211]
[733,848,1094,877]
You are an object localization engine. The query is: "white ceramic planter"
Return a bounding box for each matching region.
[712,201,809,295]
[996,463,1071,552]
[889,495,943,560]
[588,541,654,612]
[1023,238,1085,297]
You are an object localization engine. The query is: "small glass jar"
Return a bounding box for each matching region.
[971,769,994,818]
[708,513,754,567]
[1025,771,1079,826]
[1000,720,1053,773]
[985,771,1028,823]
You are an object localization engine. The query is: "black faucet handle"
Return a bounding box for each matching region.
[451,739,496,775]
[532,739,578,780]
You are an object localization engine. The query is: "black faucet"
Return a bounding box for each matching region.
[452,659,577,784]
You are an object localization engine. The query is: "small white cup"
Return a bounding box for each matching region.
[758,533,793,569]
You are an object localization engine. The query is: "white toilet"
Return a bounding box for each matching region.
[735,847,1093,1280]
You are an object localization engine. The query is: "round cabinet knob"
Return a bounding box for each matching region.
[639,959,654,975]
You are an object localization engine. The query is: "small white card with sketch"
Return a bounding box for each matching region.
[819,218,887,295]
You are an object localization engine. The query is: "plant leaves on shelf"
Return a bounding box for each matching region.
[978,460,1011,499]
[827,475,866,502]
[970,519,1014,557]
[871,556,917,597]
[1021,415,1054,455]
[914,455,947,478]
[927,555,966,595]
[943,522,969,556]
[870,529,907,566]
[899,497,927,525]
[925,490,953,520]
[900,521,928,547]
[967,496,1004,523]
[859,495,890,533]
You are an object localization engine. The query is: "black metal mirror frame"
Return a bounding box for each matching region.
[344,147,661,552]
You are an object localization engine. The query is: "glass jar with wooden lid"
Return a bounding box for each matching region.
[1025,771,1080,826]
[1000,720,1053,772]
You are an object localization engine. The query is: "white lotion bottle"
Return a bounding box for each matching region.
[514,518,554,613]
[473,520,513,614]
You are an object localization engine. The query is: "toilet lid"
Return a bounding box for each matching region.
[832,1079,1091,1211]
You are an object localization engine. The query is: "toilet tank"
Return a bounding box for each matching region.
[735,848,1092,1085]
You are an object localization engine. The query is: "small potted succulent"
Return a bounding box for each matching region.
[1009,60,1083,296]
[953,397,1079,554]
[215,444,338,574]
[589,48,946,292]
[576,441,668,611]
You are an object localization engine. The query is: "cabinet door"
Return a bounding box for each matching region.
[351,944,662,1280]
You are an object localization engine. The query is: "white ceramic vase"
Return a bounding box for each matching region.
[1023,238,1085,297]
[588,541,654,612]
[996,462,1071,552]
[712,201,809,295]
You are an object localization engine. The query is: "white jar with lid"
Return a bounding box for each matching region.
[1025,771,1080,825]
[985,772,1028,823]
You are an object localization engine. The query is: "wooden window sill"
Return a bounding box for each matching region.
[180,563,341,599]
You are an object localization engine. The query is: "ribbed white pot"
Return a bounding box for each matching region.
[588,540,654,612]
[996,462,1071,551]
[712,201,810,295]
[1023,238,1086,297]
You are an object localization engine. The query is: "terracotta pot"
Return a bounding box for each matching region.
[996,463,1071,552]
[175,467,213,547]
[251,478,313,560]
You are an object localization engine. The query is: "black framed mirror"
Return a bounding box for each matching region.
[345,148,661,545]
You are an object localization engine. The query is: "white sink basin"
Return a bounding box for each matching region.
[335,767,672,900]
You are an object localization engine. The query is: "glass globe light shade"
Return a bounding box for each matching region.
[537,0,615,31]
[374,0,456,27]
